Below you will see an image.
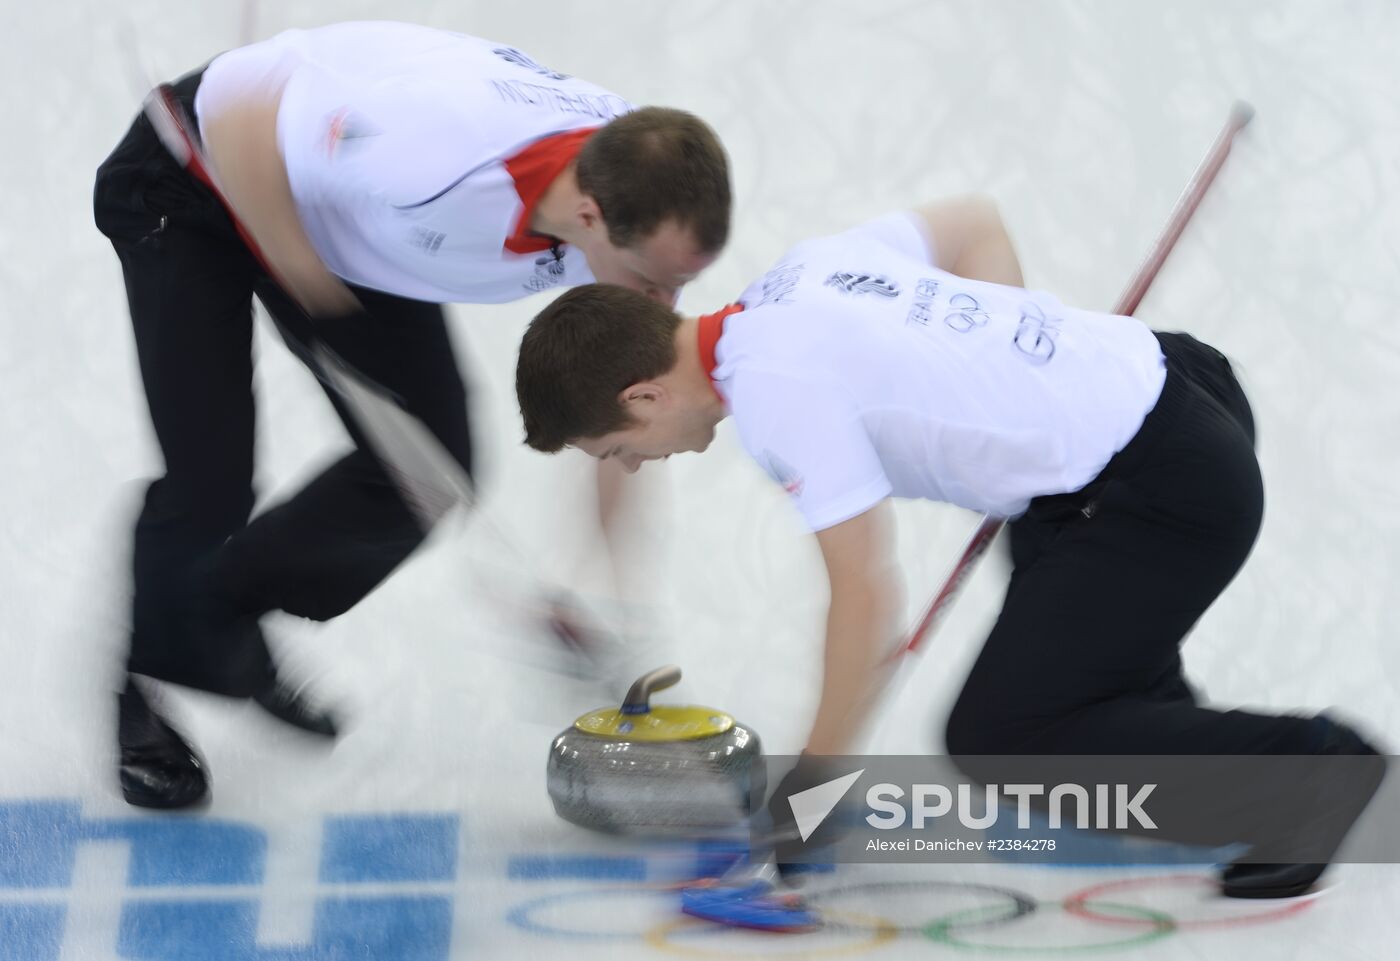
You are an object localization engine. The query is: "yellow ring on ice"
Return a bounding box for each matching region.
[645,910,899,958]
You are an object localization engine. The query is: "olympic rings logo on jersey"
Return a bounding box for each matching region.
[942,292,990,334]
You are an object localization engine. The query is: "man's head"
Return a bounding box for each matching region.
[516,285,725,471]
[566,108,730,304]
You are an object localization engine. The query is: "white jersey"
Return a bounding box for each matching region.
[710,212,1167,531]
[194,22,635,302]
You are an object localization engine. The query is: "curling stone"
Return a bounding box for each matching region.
[547,666,764,834]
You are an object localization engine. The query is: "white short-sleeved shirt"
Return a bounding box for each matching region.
[194,22,635,303]
[707,212,1167,531]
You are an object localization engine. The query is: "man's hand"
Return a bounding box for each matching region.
[806,500,900,756]
[763,753,849,872]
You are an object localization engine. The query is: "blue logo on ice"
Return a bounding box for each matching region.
[0,799,456,960]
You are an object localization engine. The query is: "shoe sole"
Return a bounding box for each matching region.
[1220,881,1316,899]
[120,777,212,810]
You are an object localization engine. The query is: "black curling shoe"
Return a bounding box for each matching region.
[253,673,339,738]
[118,678,209,809]
[1220,715,1385,899]
[1220,861,1325,899]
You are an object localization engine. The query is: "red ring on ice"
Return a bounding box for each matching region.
[1063,873,1319,929]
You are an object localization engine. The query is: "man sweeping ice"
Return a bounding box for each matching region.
[514,193,1383,901]
[94,20,731,810]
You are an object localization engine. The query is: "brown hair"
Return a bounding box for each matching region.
[517,285,681,452]
[576,107,730,254]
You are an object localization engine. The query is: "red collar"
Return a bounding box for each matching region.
[502,127,599,255]
[697,303,745,398]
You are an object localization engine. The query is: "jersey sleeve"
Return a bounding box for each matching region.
[835,211,935,265]
[727,369,893,531]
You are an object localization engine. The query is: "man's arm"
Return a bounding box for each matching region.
[806,500,901,755]
[200,91,360,316]
[915,194,1024,288]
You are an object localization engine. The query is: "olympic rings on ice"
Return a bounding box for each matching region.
[646,911,899,959]
[924,901,1174,953]
[804,880,1035,935]
[506,872,1317,954]
[1062,873,1320,929]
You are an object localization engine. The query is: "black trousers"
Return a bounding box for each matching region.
[93,72,473,696]
[946,331,1326,757]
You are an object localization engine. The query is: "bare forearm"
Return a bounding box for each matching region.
[805,578,897,755]
[593,455,648,598]
[950,224,1024,288]
[202,97,358,316]
[918,194,1025,288]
